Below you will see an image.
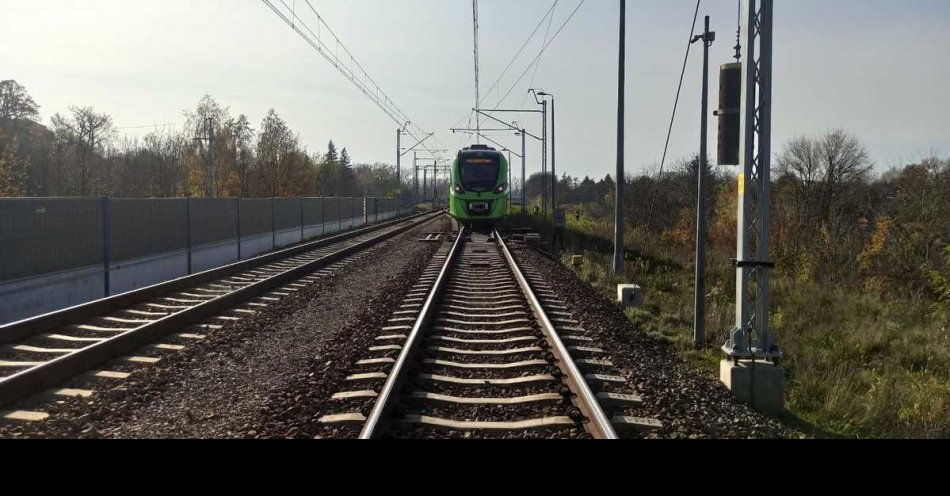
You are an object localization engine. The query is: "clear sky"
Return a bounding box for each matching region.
[2,0,948,180]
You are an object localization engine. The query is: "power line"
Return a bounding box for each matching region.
[522,0,560,107]
[114,122,186,131]
[473,0,481,136]
[490,0,587,109]
[261,0,445,160]
[647,0,703,222]
[450,0,561,131]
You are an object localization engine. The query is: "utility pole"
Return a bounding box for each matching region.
[724,0,780,362]
[413,151,419,199]
[541,100,548,217]
[521,127,527,215]
[692,16,715,347]
[396,128,402,193]
[613,0,626,274]
[195,118,217,198]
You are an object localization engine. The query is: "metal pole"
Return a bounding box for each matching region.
[541,100,548,217]
[413,152,419,198]
[694,16,714,347]
[396,129,402,194]
[102,197,111,297]
[521,129,527,216]
[724,0,779,360]
[550,97,556,212]
[613,0,626,274]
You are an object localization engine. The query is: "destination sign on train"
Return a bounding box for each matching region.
[465,158,494,164]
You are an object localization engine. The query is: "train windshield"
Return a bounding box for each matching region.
[459,156,500,191]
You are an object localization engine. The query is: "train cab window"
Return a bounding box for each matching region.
[460,156,500,192]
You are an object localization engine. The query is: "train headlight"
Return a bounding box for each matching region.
[454,184,466,195]
[494,184,508,194]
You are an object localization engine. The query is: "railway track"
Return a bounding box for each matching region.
[0,211,443,418]
[320,225,662,439]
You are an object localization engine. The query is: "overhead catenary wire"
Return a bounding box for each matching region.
[646,0,703,223]
[490,0,587,110]
[473,0,481,138]
[261,0,445,160]
[450,0,561,135]
[522,0,560,107]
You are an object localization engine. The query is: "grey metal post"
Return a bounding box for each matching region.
[550,97,556,211]
[694,16,715,347]
[724,0,780,360]
[300,196,305,242]
[613,0,626,274]
[541,100,548,217]
[271,197,277,250]
[186,197,192,274]
[396,129,402,193]
[521,129,527,216]
[102,197,111,296]
[413,152,419,199]
[236,198,242,260]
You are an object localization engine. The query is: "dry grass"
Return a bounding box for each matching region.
[513,210,950,438]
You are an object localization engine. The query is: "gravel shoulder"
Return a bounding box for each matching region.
[511,246,797,439]
[0,216,450,439]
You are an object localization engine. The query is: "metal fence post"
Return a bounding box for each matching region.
[271,197,277,250]
[236,198,242,261]
[102,196,111,297]
[321,197,326,238]
[186,197,193,275]
[299,196,304,242]
[338,198,342,233]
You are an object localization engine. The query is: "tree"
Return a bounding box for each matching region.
[50,106,114,196]
[0,80,40,122]
[256,109,310,197]
[233,114,255,197]
[325,140,339,165]
[0,130,27,196]
[777,129,872,227]
[341,147,351,168]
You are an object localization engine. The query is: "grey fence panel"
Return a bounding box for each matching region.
[111,199,188,263]
[0,198,104,281]
[275,198,302,231]
[302,198,324,227]
[190,198,238,247]
[240,199,273,237]
[324,197,341,225]
[350,198,363,225]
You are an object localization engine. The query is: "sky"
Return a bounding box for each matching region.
[2,0,948,181]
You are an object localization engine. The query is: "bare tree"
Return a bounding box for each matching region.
[777,129,872,227]
[0,80,40,122]
[50,106,115,195]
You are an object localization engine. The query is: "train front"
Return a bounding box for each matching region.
[450,145,509,222]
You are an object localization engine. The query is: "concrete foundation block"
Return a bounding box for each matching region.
[571,255,584,267]
[617,284,644,308]
[720,360,786,415]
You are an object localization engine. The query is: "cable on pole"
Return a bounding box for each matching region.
[646,0,703,224]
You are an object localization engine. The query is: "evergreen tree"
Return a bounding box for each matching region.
[326,140,339,165]
[341,147,351,168]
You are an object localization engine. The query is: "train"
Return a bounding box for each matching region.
[448,145,509,223]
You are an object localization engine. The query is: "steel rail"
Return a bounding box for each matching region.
[359,226,467,439]
[495,229,618,439]
[0,212,443,408]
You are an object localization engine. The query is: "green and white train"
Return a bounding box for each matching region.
[448,145,509,223]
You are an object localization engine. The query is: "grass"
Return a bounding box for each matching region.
[510,207,950,439]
